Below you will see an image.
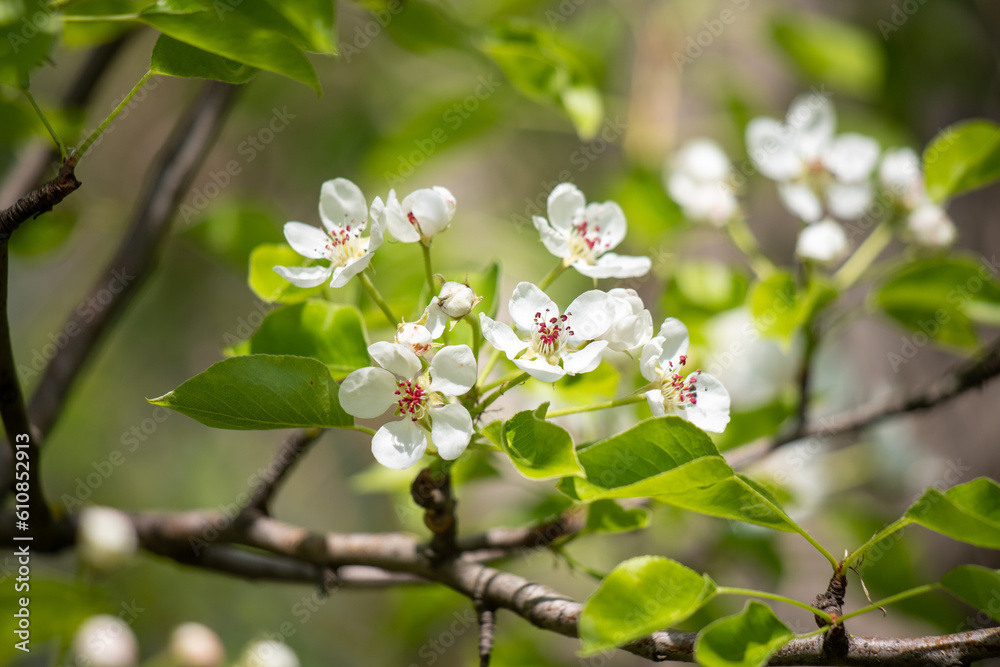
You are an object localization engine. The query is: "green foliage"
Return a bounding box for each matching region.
[8,208,76,256]
[0,0,59,88]
[183,203,283,271]
[924,120,1000,203]
[694,601,793,667]
[149,354,352,429]
[579,556,717,654]
[664,260,748,336]
[905,477,1000,548]
[941,565,1000,622]
[749,271,836,343]
[228,301,369,379]
[872,256,1000,348]
[150,34,258,83]
[484,406,584,480]
[584,499,649,534]
[248,243,326,303]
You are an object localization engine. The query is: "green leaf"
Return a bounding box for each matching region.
[941,565,1000,622]
[584,499,649,535]
[261,0,336,54]
[659,474,799,533]
[579,556,717,655]
[749,272,837,342]
[150,34,258,83]
[9,208,76,256]
[924,120,1000,203]
[232,301,369,379]
[872,256,1000,349]
[772,12,884,97]
[905,477,1000,548]
[0,0,59,88]
[140,5,321,93]
[149,354,352,429]
[249,243,326,304]
[694,601,794,667]
[499,406,584,480]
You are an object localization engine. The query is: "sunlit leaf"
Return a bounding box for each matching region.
[924,120,1000,203]
[695,601,793,667]
[248,243,326,304]
[151,34,258,83]
[498,406,584,480]
[941,565,1000,622]
[905,477,1000,548]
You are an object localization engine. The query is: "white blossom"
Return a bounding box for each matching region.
[170,623,226,667]
[640,318,730,433]
[77,506,138,573]
[425,281,482,337]
[340,343,477,469]
[239,640,300,667]
[907,202,956,247]
[385,186,457,244]
[878,147,957,247]
[746,93,880,222]
[666,138,739,226]
[273,178,388,288]
[599,288,653,352]
[479,282,615,382]
[395,322,434,356]
[796,217,850,265]
[532,183,652,279]
[72,615,139,667]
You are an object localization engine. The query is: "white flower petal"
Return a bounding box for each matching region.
[513,357,566,383]
[645,389,666,417]
[406,188,451,238]
[574,253,652,279]
[329,253,373,288]
[283,222,330,260]
[426,303,448,339]
[272,264,332,288]
[368,191,398,250]
[546,182,585,233]
[746,117,802,181]
[429,345,477,396]
[585,200,627,252]
[508,282,558,332]
[777,181,823,223]
[429,403,473,460]
[372,419,427,469]
[368,341,421,378]
[656,318,690,366]
[684,372,731,433]
[561,340,608,375]
[674,138,732,182]
[796,218,849,264]
[532,215,570,258]
[564,290,615,343]
[639,337,664,382]
[908,203,956,247]
[786,93,835,162]
[826,181,873,220]
[384,189,420,243]
[479,314,528,359]
[606,309,654,352]
[319,178,367,232]
[823,133,880,183]
[339,367,398,418]
[879,147,922,195]
[432,186,457,222]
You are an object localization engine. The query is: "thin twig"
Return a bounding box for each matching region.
[242,428,324,516]
[0,161,81,237]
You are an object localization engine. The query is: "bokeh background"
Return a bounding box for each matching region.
[3,0,1000,664]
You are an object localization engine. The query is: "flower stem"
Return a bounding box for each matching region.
[842,517,912,569]
[467,315,482,366]
[475,372,530,415]
[834,219,893,289]
[726,215,774,277]
[480,370,527,393]
[545,394,645,418]
[77,70,153,160]
[716,587,833,624]
[359,271,397,327]
[477,348,504,387]
[838,583,941,623]
[538,261,567,290]
[23,89,67,160]
[421,243,437,293]
[339,424,377,436]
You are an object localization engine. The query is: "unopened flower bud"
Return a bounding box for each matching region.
[78,507,138,573]
[72,615,138,667]
[436,281,480,319]
[432,186,457,220]
[395,322,433,356]
[240,640,300,667]
[170,622,225,667]
[907,203,956,247]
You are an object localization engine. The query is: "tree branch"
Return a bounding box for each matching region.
[0,161,81,238]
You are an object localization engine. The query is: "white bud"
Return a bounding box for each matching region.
[72,615,139,667]
[795,218,849,265]
[169,623,225,667]
[395,322,433,356]
[436,281,480,319]
[907,203,956,247]
[432,186,457,221]
[78,507,138,572]
[240,640,300,667]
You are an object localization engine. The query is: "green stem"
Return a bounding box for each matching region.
[467,316,482,369]
[475,372,530,415]
[726,215,774,277]
[545,394,645,418]
[480,370,527,393]
[359,271,397,327]
[421,243,437,294]
[745,488,839,570]
[76,70,153,160]
[552,545,606,581]
[23,89,67,160]
[339,424,377,436]
[842,517,912,569]
[838,583,941,622]
[717,587,833,624]
[834,219,893,289]
[477,348,504,387]
[796,627,831,640]
[61,13,141,21]
[537,261,567,290]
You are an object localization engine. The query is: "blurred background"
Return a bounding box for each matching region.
[3,0,1000,664]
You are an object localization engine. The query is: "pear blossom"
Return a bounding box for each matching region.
[600,288,653,352]
[796,217,850,265]
[395,321,434,356]
[385,186,457,244]
[746,93,880,222]
[240,640,300,667]
[170,623,226,667]
[665,138,739,226]
[878,147,957,247]
[340,343,477,469]
[273,178,387,288]
[532,183,652,279]
[72,615,139,667]
[425,281,482,337]
[907,202,956,247]
[640,318,730,433]
[77,506,138,573]
[479,282,615,382]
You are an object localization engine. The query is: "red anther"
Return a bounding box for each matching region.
[407,211,419,227]
[535,312,541,318]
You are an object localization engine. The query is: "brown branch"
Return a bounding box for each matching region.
[0,161,81,238]
[241,428,324,516]
[411,468,457,558]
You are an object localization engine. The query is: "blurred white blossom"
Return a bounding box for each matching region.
[666,138,739,226]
